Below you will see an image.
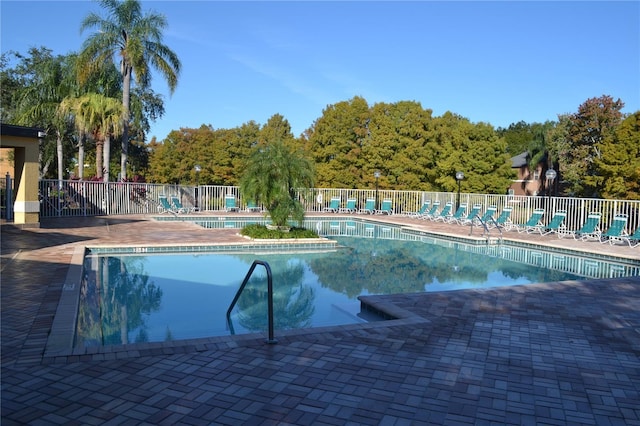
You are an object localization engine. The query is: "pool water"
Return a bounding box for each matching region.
[76,225,639,348]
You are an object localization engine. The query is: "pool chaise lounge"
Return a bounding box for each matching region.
[323,197,341,213]
[516,208,545,233]
[600,214,629,245]
[419,201,440,220]
[171,195,195,213]
[457,203,483,225]
[375,199,393,215]
[246,200,262,212]
[402,200,430,217]
[487,207,513,230]
[623,225,640,247]
[533,209,567,236]
[158,195,178,214]
[358,198,376,214]
[473,205,498,226]
[338,198,357,213]
[224,194,239,212]
[566,212,602,241]
[445,203,467,224]
[430,202,453,222]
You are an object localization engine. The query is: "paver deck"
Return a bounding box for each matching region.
[2,214,639,425]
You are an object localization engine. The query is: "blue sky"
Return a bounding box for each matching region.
[2,1,639,140]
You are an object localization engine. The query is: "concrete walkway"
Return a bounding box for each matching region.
[1,215,639,425]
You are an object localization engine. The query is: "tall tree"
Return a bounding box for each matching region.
[564,95,624,197]
[79,0,181,180]
[306,96,370,188]
[9,48,76,180]
[592,111,640,200]
[59,93,124,180]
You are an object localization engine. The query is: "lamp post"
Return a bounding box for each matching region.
[194,165,201,211]
[545,168,556,198]
[455,171,464,211]
[545,168,556,219]
[374,170,381,211]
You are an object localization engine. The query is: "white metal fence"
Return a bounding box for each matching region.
[38,180,640,236]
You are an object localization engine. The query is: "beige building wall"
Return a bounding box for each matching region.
[0,125,41,226]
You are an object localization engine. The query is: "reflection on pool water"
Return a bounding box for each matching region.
[76,220,639,348]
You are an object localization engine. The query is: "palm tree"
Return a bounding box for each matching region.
[13,48,75,181]
[240,139,315,228]
[59,93,124,180]
[78,0,181,180]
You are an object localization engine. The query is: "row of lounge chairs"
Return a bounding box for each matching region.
[158,195,197,214]
[222,195,262,213]
[402,200,639,247]
[159,194,262,214]
[322,197,393,215]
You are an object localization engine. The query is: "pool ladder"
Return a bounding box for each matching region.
[469,215,503,244]
[226,260,278,344]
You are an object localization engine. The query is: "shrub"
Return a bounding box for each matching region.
[240,224,319,239]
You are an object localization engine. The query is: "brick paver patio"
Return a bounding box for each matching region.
[1,214,639,425]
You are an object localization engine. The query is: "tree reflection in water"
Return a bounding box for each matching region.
[76,256,163,347]
[235,260,315,333]
[309,236,570,297]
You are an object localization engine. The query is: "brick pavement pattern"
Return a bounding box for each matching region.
[1,215,639,425]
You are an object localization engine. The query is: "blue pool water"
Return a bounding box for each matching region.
[76,220,639,348]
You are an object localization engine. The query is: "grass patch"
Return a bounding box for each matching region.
[240,224,320,239]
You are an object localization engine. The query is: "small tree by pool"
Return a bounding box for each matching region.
[240,139,315,228]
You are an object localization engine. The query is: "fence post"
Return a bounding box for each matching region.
[5,172,13,221]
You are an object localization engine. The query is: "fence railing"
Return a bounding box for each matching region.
[37,180,640,236]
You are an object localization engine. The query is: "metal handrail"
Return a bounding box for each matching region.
[226,260,277,344]
[469,214,503,242]
[469,214,489,237]
[488,216,504,241]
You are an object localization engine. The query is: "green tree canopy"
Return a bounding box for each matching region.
[563,95,625,197]
[591,111,640,200]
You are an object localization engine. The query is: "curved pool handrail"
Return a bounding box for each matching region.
[226,260,277,344]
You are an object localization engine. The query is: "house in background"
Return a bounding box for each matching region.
[509,151,544,196]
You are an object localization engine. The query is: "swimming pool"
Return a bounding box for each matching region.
[75,219,639,348]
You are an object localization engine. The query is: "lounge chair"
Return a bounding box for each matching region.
[622,225,640,248]
[445,203,467,224]
[338,198,357,214]
[375,199,393,215]
[158,195,177,214]
[475,205,497,226]
[535,209,567,236]
[358,198,376,214]
[420,201,440,220]
[402,200,430,217]
[170,195,193,213]
[600,214,629,244]
[515,208,545,233]
[431,202,453,222]
[323,197,341,213]
[458,203,483,225]
[246,200,261,212]
[568,212,602,241]
[488,207,513,230]
[224,194,239,212]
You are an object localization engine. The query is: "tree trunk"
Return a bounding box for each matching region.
[96,140,104,179]
[78,132,85,180]
[121,67,132,181]
[104,135,111,182]
[56,129,64,183]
